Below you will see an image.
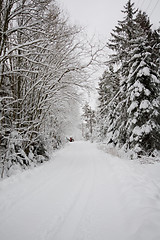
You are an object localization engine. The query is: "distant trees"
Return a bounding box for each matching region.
[81,103,97,140]
[97,0,160,157]
[98,65,119,140]
[0,0,100,177]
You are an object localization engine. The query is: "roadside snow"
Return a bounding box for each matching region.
[0,141,160,240]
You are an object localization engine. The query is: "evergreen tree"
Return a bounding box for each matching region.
[105,0,138,147]
[82,103,96,140]
[97,1,160,156]
[125,12,160,155]
[98,65,119,139]
[108,0,137,75]
[126,41,160,155]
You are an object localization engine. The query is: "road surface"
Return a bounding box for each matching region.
[0,141,160,240]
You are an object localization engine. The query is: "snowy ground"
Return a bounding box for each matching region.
[0,141,160,240]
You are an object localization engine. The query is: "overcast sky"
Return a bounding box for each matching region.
[59,0,160,39]
[58,0,159,107]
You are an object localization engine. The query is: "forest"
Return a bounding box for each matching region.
[83,1,160,159]
[0,0,160,178]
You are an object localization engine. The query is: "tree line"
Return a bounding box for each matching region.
[0,0,100,178]
[97,0,160,157]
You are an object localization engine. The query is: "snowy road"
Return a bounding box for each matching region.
[0,141,160,240]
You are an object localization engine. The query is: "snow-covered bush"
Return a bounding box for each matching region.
[0,131,29,178]
[0,130,51,178]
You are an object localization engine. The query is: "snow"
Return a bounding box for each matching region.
[129,80,144,100]
[137,67,150,78]
[132,124,152,136]
[127,101,138,113]
[151,74,159,84]
[0,141,160,240]
[139,100,151,110]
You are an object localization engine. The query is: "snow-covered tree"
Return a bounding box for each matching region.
[125,23,160,155]
[97,65,119,140]
[108,0,137,75]
[97,1,160,157]
[104,0,138,146]
[82,103,96,140]
[0,0,101,178]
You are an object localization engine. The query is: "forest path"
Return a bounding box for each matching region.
[0,141,160,240]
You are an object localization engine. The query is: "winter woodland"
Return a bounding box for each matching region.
[0,0,101,177]
[0,0,160,178]
[97,1,160,158]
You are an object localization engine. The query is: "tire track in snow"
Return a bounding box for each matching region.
[74,151,128,240]
[105,155,160,240]
[0,154,76,224]
[0,142,97,240]
[1,141,160,240]
[41,156,96,240]
[0,144,93,240]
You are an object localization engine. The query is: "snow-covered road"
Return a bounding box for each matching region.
[0,141,160,240]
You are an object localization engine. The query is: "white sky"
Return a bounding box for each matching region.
[58,0,160,39]
[58,0,159,108]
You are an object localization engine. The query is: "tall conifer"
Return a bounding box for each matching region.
[97,1,160,156]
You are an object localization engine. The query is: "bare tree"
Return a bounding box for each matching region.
[0,0,104,178]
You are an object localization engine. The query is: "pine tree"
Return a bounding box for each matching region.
[108,0,137,75]
[97,2,160,156]
[98,65,119,139]
[82,103,96,140]
[105,0,138,147]
[125,12,160,155]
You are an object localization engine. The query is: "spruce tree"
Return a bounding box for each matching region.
[97,1,160,156]
[125,12,160,155]
[82,103,96,140]
[106,0,138,147]
[98,65,119,140]
[108,0,137,75]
